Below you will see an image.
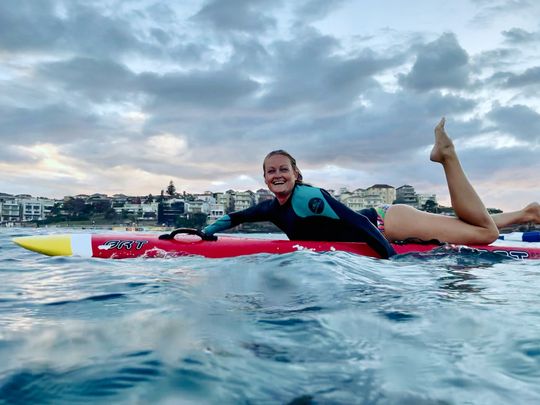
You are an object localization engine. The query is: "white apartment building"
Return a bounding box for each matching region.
[0,198,20,223]
[340,195,365,211]
[207,203,226,223]
[193,193,216,204]
[366,184,396,204]
[337,190,356,202]
[232,191,255,211]
[216,192,233,213]
[338,185,394,211]
[21,199,45,221]
[341,193,385,210]
[0,197,56,222]
[185,200,210,214]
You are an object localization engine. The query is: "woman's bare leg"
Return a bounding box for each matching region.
[383,118,499,245]
[491,202,540,229]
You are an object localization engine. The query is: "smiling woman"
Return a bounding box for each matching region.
[204,151,396,259]
[203,118,540,259]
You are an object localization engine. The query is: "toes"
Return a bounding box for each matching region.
[435,117,446,132]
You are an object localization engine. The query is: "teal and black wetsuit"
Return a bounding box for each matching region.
[204,184,396,259]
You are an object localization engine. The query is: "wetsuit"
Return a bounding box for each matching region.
[204,184,396,259]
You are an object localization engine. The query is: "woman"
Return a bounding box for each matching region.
[204,118,540,259]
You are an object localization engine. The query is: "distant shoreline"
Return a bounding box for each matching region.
[3,222,537,234]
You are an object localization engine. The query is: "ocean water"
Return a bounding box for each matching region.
[1,228,540,404]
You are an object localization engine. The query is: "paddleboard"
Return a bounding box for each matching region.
[12,228,540,260]
[498,231,540,242]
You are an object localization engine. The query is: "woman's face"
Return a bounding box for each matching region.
[263,154,298,199]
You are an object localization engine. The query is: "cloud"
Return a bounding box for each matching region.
[293,0,346,24]
[0,1,62,51]
[0,1,139,57]
[502,66,540,88]
[258,29,404,111]
[471,0,534,24]
[140,68,260,110]
[37,57,137,102]
[192,0,278,33]
[502,28,540,44]
[399,33,471,92]
[0,0,538,212]
[0,104,108,146]
[471,48,522,72]
[486,103,540,142]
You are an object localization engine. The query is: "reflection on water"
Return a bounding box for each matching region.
[438,269,484,294]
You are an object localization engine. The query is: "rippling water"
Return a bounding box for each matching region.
[1,228,540,404]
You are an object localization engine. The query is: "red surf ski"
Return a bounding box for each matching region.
[13,228,540,260]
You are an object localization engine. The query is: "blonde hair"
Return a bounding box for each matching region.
[263,150,303,184]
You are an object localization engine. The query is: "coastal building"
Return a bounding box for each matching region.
[339,186,390,210]
[0,181,443,226]
[366,184,396,205]
[112,194,129,205]
[87,194,112,211]
[0,197,20,223]
[207,203,226,223]
[340,192,385,210]
[193,192,216,204]
[395,185,418,206]
[115,203,143,218]
[20,198,55,221]
[216,191,234,213]
[338,187,349,196]
[362,194,385,208]
[231,191,255,211]
[140,202,159,220]
[256,188,273,204]
[417,193,438,209]
[158,200,185,226]
[185,199,210,214]
[340,195,365,211]
[337,189,356,202]
[0,196,57,223]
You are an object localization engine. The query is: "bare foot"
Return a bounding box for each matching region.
[524,202,540,224]
[430,117,456,163]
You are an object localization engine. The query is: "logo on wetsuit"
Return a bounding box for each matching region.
[308,198,325,214]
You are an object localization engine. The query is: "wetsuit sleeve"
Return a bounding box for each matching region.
[203,200,274,236]
[203,214,233,235]
[320,189,396,259]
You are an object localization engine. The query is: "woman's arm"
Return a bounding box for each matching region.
[203,199,275,236]
[203,214,234,235]
[320,189,396,258]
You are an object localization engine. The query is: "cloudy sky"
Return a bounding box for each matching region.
[1,0,539,211]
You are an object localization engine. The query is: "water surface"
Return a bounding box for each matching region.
[1,228,540,404]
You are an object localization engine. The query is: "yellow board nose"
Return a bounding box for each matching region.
[12,235,73,256]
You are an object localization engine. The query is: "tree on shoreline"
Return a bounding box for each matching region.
[166,180,177,197]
